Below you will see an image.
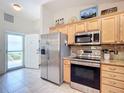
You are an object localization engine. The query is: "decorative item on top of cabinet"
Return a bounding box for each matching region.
[101,7,118,15]
[55,18,65,25]
[86,19,101,31]
[68,24,76,45]
[101,64,124,93]
[101,15,119,44]
[64,59,70,83]
[80,6,98,20]
[120,13,124,43]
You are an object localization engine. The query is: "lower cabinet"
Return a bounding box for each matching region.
[64,59,70,83]
[101,64,124,93]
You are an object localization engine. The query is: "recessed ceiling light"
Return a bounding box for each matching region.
[12,3,22,11]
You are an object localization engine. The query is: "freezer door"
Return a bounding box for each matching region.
[47,33,61,84]
[40,34,48,79]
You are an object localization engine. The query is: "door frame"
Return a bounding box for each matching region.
[5,31,25,71]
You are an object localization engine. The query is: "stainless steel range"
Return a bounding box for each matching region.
[71,49,101,93]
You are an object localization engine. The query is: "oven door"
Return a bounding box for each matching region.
[75,34,92,44]
[71,63,100,90]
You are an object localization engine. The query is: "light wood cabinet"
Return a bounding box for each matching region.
[76,19,101,33]
[67,24,76,45]
[86,19,101,31]
[101,15,118,44]
[49,27,57,33]
[102,84,124,93]
[49,26,68,34]
[49,12,124,45]
[101,64,124,93]
[102,77,124,89]
[58,26,68,34]
[102,71,124,81]
[64,59,70,83]
[120,13,124,43]
[101,65,124,74]
[76,22,86,33]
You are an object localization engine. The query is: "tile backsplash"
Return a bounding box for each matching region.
[70,45,124,60]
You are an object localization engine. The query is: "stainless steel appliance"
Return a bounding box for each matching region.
[40,32,69,85]
[71,49,101,93]
[75,31,100,45]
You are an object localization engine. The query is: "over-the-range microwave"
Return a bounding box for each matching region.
[75,31,100,45]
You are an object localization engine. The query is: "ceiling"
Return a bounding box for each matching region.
[0,0,123,20]
[0,0,52,20]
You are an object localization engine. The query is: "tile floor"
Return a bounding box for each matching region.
[0,68,82,93]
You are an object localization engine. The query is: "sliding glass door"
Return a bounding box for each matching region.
[7,33,24,70]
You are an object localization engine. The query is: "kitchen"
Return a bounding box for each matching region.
[0,0,124,93]
[41,0,124,93]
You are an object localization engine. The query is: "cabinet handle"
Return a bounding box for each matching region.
[110,74,116,77]
[121,40,123,42]
[110,81,116,85]
[109,67,116,71]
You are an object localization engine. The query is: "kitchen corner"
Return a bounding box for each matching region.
[63,47,124,93]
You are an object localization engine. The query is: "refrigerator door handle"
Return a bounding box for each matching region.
[47,42,49,60]
[47,48,49,60]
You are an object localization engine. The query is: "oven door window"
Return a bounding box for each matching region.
[75,34,92,43]
[71,64,100,90]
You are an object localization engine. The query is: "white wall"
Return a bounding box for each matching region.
[0,8,40,74]
[53,1,124,24]
[41,6,54,34]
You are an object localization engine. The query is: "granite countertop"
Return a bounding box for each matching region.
[101,60,124,66]
[63,57,124,66]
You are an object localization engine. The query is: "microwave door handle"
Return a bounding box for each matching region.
[91,34,93,42]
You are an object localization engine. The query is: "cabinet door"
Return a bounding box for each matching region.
[68,24,76,45]
[76,22,86,33]
[87,19,101,31]
[120,13,124,42]
[59,26,68,34]
[64,60,70,83]
[101,15,118,44]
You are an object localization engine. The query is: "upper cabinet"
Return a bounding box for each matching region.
[67,24,76,45]
[76,22,86,33]
[59,25,68,35]
[49,12,124,45]
[49,27,57,33]
[86,19,101,31]
[75,19,101,33]
[101,15,118,44]
[120,13,124,43]
[49,25,68,34]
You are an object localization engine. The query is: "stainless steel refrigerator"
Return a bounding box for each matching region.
[40,32,69,85]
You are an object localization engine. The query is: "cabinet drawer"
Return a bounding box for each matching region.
[102,84,124,93]
[102,77,124,89]
[102,71,124,81]
[102,65,124,74]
